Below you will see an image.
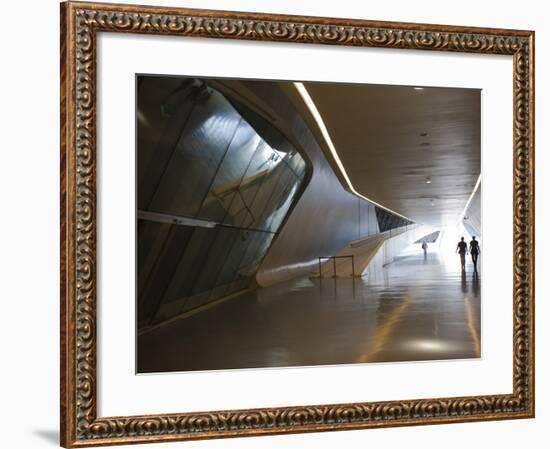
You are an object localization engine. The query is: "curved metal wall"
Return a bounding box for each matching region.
[463,185,481,237]
[136,77,308,328]
[136,76,415,329]
[225,81,410,286]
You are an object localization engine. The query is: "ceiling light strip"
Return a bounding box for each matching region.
[294,82,413,222]
[457,174,482,223]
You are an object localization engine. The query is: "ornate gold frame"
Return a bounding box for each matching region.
[60,1,535,447]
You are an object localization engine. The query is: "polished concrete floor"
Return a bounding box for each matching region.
[137,247,481,373]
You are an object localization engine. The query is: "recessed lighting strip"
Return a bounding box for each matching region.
[457,174,482,223]
[294,82,413,222]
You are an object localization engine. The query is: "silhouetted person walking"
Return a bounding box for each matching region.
[456,237,467,271]
[469,236,480,273]
[421,241,428,257]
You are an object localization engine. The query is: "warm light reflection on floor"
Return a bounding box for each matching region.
[356,297,412,363]
[138,243,482,373]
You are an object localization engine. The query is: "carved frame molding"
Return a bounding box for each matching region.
[60,1,535,447]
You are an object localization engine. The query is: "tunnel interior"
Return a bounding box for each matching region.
[135,75,481,373]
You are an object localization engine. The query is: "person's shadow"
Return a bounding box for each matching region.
[33,429,59,445]
[472,271,480,296]
[461,270,468,294]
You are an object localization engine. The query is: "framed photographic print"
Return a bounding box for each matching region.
[60,1,535,447]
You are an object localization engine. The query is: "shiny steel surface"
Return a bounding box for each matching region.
[137,77,309,327]
[138,247,481,373]
[212,80,383,286]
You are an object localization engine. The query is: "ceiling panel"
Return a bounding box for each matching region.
[302,82,481,227]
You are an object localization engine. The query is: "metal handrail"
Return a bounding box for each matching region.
[318,255,355,277]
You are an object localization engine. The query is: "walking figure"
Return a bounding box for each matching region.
[456,237,468,271]
[421,241,428,257]
[469,236,480,273]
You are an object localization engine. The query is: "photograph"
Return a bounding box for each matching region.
[55,2,536,445]
[136,75,482,373]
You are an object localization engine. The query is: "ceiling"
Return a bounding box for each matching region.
[214,79,481,228]
[297,82,481,227]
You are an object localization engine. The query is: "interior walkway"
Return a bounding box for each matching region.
[137,246,481,373]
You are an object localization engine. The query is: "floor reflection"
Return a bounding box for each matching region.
[138,248,481,373]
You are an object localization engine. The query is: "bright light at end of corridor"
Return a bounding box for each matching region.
[439,224,474,266]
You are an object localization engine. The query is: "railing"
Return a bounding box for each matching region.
[318,255,355,278]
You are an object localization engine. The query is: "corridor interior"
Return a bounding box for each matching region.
[138,244,481,373]
[136,76,482,374]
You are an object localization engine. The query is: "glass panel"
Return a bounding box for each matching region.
[198,120,262,222]
[375,206,411,232]
[148,89,242,217]
[137,219,171,295]
[368,203,379,235]
[137,223,195,326]
[159,226,219,306]
[136,78,310,327]
[249,163,291,231]
[223,193,246,228]
[288,152,307,179]
[209,279,249,303]
[223,140,272,227]
[191,226,241,296]
[265,179,300,232]
[245,156,286,229]
[211,228,256,291]
[238,230,275,277]
[231,279,250,297]
[243,231,271,278]
[137,77,197,210]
